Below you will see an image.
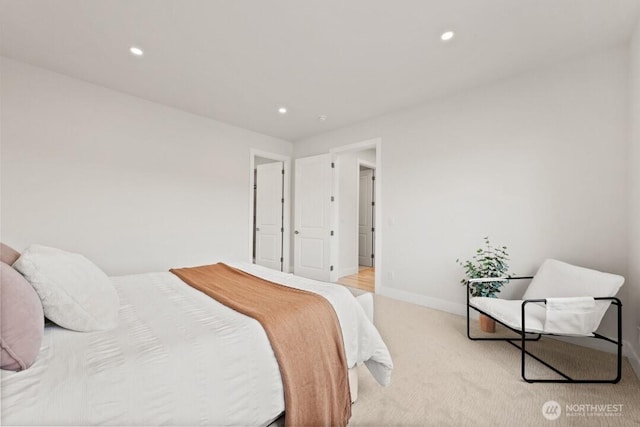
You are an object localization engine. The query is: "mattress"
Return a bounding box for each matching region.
[1,262,392,426]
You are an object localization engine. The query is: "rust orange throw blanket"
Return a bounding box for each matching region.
[170,263,351,427]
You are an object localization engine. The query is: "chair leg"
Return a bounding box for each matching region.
[518,299,622,384]
[514,340,573,382]
[467,300,622,383]
[517,339,620,383]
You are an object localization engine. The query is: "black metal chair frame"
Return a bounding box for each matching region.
[466,276,622,383]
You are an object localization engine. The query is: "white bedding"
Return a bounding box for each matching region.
[1,262,393,426]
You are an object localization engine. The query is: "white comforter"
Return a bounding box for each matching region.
[1,263,393,426]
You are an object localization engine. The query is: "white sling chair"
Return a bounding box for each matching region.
[466,259,624,383]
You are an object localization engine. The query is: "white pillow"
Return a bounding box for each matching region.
[13,245,119,332]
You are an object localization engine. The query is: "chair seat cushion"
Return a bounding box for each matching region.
[470,297,597,336]
[470,297,547,334]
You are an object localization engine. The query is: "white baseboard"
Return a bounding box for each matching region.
[377,285,467,317]
[625,340,640,380]
[550,335,618,354]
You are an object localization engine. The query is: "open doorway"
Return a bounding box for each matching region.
[331,145,378,293]
[358,164,375,267]
[249,150,291,272]
[291,138,381,289]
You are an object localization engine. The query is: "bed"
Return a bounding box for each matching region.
[1,261,393,426]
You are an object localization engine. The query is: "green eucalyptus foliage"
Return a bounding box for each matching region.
[456,237,511,298]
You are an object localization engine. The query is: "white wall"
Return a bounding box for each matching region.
[254,157,279,166]
[627,19,640,373]
[357,149,376,164]
[295,47,629,340]
[0,58,292,275]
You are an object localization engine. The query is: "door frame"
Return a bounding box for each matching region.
[329,138,382,291]
[357,160,376,268]
[249,149,291,273]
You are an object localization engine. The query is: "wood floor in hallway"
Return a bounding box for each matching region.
[337,266,375,292]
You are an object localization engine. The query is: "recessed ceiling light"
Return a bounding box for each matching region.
[278,107,288,114]
[318,115,328,121]
[129,46,144,56]
[440,31,455,42]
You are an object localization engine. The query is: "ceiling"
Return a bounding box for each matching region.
[1,0,639,141]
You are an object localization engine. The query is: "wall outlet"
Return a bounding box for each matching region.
[637,326,640,345]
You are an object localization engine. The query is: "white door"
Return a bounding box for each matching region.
[255,162,284,271]
[294,154,332,281]
[358,169,374,266]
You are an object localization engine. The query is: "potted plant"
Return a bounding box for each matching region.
[456,237,511,333]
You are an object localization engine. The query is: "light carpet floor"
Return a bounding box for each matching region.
[348,295,640,426]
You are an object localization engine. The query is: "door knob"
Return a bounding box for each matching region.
[294,230,300,234]
[256,228,260,231]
